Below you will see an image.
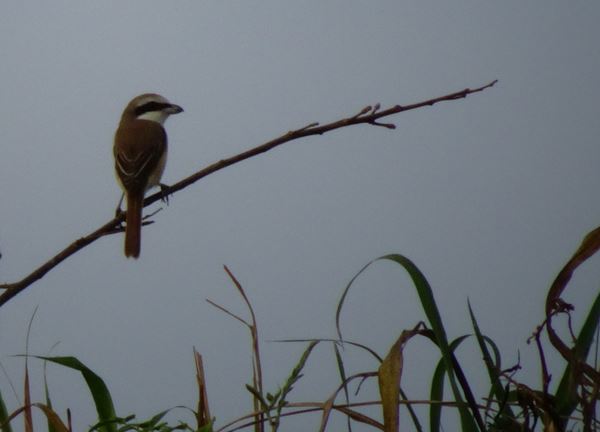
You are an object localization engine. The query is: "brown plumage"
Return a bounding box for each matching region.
[113,93,182,258]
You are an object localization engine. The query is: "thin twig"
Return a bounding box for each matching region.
[0,80,498,308]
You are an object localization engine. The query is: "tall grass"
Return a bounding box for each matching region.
[1,226,599,431]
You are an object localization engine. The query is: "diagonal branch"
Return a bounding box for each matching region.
[147,80,497,207]
[0,80,497,308]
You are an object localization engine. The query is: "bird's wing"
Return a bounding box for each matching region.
[114,120,167,192]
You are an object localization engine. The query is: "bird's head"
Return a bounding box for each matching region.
[122,93,183,125]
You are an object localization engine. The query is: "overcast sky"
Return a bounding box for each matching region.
[1,2,599,431]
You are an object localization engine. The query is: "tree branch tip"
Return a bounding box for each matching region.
[451,80,498,99]
[472,79,498,92]
[370,121,396,129]
[354,106,372,118]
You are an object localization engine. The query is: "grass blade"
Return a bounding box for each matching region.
[378,328,420,432]
[32,404,69,432]
[555,289,600,418]
[336,255,480,431]
[35,356,116,432]
[23,365,32,432]
[377,255,480,432]
[194,349,212,431]
[281,341,318,401]
[43,354,59,432]
[468,300,515,424]
[336,260,373,341]
[429,335,469,432]
[0,386,14,432]
[429,353,445,432]
[43,374,56,432]
[333,343,353,432]
[269,341,319,431]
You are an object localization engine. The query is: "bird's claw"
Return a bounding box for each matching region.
[159,183,171,205]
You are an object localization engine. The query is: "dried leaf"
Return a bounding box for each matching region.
[378,329,418,432]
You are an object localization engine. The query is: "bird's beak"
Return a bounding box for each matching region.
[167,104,184,114]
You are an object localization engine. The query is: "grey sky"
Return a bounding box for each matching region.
[1,1,599,430]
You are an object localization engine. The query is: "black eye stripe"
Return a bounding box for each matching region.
[134,101,171,116]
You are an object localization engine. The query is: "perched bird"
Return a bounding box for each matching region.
[113,93,183,258]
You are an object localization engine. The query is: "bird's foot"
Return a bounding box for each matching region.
[159,183,171,205]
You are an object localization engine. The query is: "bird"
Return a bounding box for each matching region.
[113,93,183,258]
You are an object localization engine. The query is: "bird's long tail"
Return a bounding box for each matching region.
[125,192,143,258]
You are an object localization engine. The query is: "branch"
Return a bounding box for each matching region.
[0,80,498,308]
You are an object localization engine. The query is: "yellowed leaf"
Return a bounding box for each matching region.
[378,329,419,432]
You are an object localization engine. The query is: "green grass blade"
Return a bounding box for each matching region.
[133,409,171,429]
[336,254,482,430]
[555,289,600,418]
[429,335,468,432]
[276,338,383,363]
[281,341,318,400]
[42,359,57,432]
[430,354,445,432]
[468,300,515,424]
[0,386,14,432]
[333,343,352,432]
[35,356,117,432]
[43,379,56,432]
[336,260,373,341]
[378,254,480,432]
